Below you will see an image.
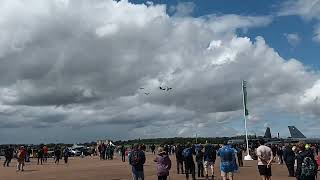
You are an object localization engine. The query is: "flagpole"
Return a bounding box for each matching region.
[242,80,253,160]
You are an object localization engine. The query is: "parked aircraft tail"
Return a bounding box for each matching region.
[264,127,272,139]
[288,126,306,138]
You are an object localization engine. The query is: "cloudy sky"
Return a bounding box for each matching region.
[1,0,320,144]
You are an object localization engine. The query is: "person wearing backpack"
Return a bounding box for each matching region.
[296,142,317,180]
[154,147,172,180]
[204,142,217,179]
[129,144,146,180]
[183,143,196,180]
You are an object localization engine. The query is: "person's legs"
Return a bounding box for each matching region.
[21,162,24,171]
[16,162,20,171]
[181,161,184,174]
[132,172,138,180]
[200,163,204,177]
[185,162,190,179]
[197,162,201,177]
[38,157,40,165]
[289,164,295,176]
[221,171,227,180]
[177,161,180,174]
[228,172,234,180]
[210,164,215,179]
[191,162,196,180]
[8,158,12,166]
[158,176,167,180]
[138,171,144,180]
[3,157,7,167]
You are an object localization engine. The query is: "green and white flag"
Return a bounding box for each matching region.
[242,80,249,116]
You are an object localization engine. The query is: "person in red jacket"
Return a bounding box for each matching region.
[16,146,26,172]
[43,145,49,163]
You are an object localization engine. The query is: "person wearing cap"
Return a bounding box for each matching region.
[154,147,172,180]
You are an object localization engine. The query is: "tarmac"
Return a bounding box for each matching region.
[0,153,301,180]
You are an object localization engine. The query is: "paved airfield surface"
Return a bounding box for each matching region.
[0,153,300,180]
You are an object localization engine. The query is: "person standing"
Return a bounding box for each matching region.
[277,145,284,165]
[16,146,26,172]
[235,145,244,167]
[129,144,146,180]
[283,145,295,177]
[150,144,156,155]
[3,145,14,167]
[43,145,49,163]
[175,144,184,174]
[295,143,317,180]
[195,146,204,178]
[120,145,126,162]
[256,139,273,180]
[218,142,238,180]
[37,146,44,165]
[154,147,172,180]
[204,142,216,179]
[63,147,69,164]
[54,146,61,164]
[183,143,196,180]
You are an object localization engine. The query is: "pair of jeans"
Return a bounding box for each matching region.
[185,160,196,180]
[158,176,167,180]
[177,160,184,174]
[3,157,11,167]
[132,171,144,180]
[197,162,204,177]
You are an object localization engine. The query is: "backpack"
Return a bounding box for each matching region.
[205,145,216,161]
[130,150,142,166]
[301,157,317,177]
[182,148,192,159]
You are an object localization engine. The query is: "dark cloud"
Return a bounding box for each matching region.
[0,0,319,143]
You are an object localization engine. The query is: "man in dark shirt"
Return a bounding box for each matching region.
[120,145,126,162]
[183,143,196,180]
[129,144,146,180]
[277,145,284,165]
[283,145,295,177]
[3,145,14,167]
[175,144,184,174]
[196,146,204,178]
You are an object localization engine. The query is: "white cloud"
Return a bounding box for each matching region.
[279,0,320,43]
[278,0,320,20]
[0,0,319,142]
[284,33,301,46]
[313,24,320,43]
[170,2,195,17]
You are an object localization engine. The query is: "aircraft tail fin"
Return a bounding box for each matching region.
[264,127,271,139]
[288,126,306,138]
